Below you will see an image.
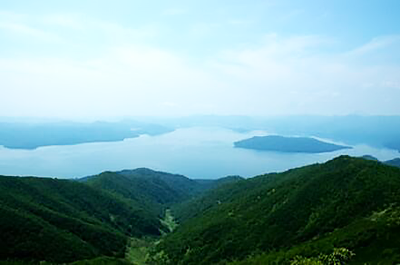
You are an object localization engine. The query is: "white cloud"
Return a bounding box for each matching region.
[0,10,26,21]
[1,7,400,117]
[0,11,160,49]
[347,35,400,56]
[0,44,227,118]
[208,34,400,115]
[3,33,400,117]
[0,22,61,41]
[220,34,333,64]
[0,10,58,41]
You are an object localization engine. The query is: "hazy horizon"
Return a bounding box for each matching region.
[1,0,400,119]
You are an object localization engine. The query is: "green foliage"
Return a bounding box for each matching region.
[0,167,229,263]
[157,156,400,264]
[171,177,247,223]
[291,248,355,265]
[0,176,161,263]
[83,168,238,228]
[83,168,212,222]
[3,156,400,264]
[160,209,179,233]
[69,256,132,265]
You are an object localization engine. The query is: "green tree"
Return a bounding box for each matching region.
[291,248,355,265]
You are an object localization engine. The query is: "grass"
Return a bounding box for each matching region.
[125,237,156,265]
[160,209,179,233]
[125,209,178,264]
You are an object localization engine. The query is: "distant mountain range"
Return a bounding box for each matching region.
[1,115,400,153]
[1,156,400,264]
[234,135,351,153]
[138,115,400,152]
[0,120,173,149]
[361,155,400,168]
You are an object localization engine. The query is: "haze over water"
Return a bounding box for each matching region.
[0,126,398,179]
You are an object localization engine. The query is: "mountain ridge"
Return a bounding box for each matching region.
[0,175,161,263]
[2,157,400,264]
[157,156,400,264]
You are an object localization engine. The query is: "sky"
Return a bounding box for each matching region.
[1,0,400,119]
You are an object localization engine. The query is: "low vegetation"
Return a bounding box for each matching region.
[157,156,400,264]
[1,156,400,264]
[0,168,237,264]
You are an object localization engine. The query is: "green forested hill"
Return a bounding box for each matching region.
[3,157,400,264]
[82,168,211,218]
[172,176,246,224]
[157,156,400,264]
[0,176,162,264]
[0,168,236,264]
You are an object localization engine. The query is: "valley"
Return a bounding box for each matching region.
[1,156,400,264]
[2,0,400,263]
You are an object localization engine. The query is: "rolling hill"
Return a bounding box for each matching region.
[82,168,210,218]
[157,156,400,264]
[0,176,161,264]
[2,157,400,264]
[0,168,241,264]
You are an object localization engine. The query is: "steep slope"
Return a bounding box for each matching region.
[82,168,207,218]
[0,176,161,264]
[193,175,244,192]
[172,176,246,224]
[117,168,206,202]
[0,169,246,264]
[157,156,400,264]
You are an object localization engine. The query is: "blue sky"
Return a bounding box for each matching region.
[1,0,400,118]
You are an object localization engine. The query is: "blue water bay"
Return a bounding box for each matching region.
[0,127,398,179]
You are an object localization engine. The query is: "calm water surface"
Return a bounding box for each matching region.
[0,127,398,179]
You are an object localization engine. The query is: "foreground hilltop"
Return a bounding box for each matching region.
[158,156,400,264]
[1,156,400,264]
[0,175,157,263]
[0,169,240,264]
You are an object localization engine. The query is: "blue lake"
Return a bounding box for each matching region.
[0,127,398,179]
